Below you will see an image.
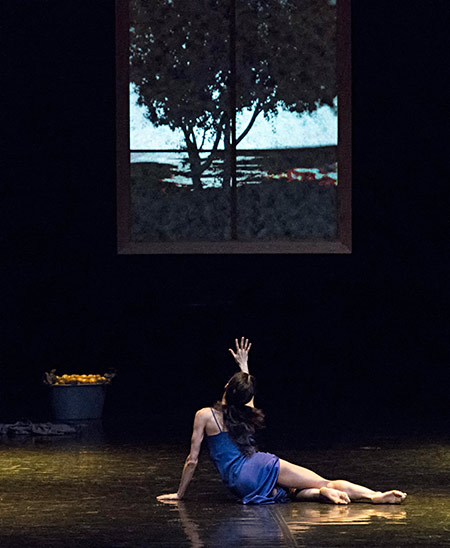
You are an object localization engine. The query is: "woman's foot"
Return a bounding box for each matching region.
[370,490,407,504]
[319,487,351,504]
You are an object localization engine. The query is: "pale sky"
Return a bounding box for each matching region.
[130,85,337,150]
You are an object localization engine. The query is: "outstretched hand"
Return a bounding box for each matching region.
[228,337,251,374]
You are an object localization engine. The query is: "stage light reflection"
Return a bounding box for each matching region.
[0,438,449,547]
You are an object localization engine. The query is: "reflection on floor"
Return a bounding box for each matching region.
[0,422,449,547]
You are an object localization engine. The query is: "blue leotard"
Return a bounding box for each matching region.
[207,408,290,504]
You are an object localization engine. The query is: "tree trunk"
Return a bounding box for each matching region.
[187,148,203,190]
[182,117,226,190]
[182,125,203,190]
[222,117,232,190]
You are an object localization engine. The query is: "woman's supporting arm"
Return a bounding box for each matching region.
[175,456,198,500]
[157,409,207,501]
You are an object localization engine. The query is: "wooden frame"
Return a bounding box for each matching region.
[116,0,351,254]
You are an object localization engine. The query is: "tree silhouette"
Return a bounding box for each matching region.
[130,0,336,190]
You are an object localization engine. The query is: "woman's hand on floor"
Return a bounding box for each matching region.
[157,493,181,501]
[229,337,251,373]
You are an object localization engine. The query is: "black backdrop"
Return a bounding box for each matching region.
[1,1,448,447]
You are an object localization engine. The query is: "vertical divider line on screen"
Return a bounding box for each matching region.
[116,0,131,252]
[229,0,238,240]
[337,0,352,251]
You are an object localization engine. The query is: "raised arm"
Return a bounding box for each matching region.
[229,337,254,407]
[157,409,208,501]
[228,337,252,374]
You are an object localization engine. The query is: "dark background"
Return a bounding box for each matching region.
[1,1,448,448]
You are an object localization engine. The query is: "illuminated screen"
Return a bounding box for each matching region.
[129,0,338,242]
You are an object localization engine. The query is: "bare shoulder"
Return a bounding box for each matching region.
[194,408,212,424]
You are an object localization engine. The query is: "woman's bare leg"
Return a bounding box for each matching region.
[277,459,349,504]
[277,459,329,490]
[278,459,407,504]
[327,479,407,504]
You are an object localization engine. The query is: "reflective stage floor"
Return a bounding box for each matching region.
[1,424,449,547]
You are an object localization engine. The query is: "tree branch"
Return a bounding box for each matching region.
[198,128,207,152]
[181,124,195,149]
[188,127,198,152]
[236,102,262,146]
[198,115,226,174]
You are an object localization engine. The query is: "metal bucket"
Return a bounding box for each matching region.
[50,385,106,420]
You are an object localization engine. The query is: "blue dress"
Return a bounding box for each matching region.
[207,408,291,504]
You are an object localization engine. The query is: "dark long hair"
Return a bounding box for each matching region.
[215,372,265,457]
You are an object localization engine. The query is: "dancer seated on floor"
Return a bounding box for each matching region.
[157,338,407,505]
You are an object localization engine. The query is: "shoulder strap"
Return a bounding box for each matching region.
[210,408,222,432]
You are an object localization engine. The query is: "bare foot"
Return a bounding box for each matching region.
[320,487,350,504]
[370,490,407,504]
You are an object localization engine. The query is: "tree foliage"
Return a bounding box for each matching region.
[130,0,336,189]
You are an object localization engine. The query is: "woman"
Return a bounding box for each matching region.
[157,338,407,505]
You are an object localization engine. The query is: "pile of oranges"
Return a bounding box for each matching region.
[44,369,115,386]
[54,374,109,385]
